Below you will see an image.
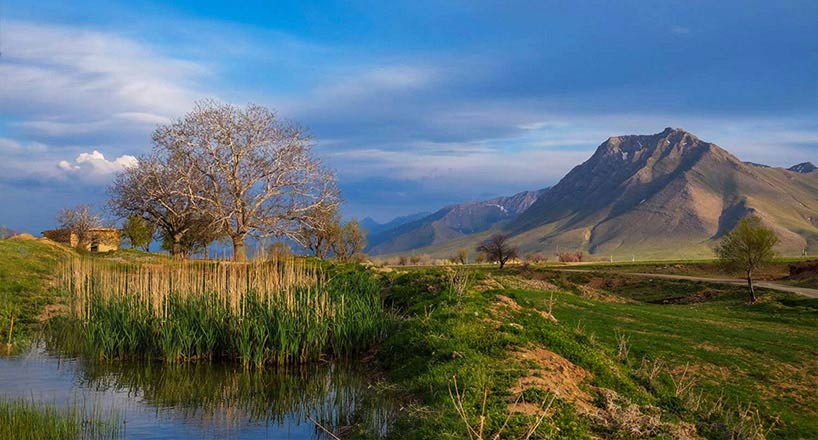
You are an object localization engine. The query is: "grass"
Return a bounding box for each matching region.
[4,238,816,438]
[0,238,71,352]
[373,266,817,439]
[59,257,389,366]
[505,267,818,439]
[572,257,818,281]
[376,269,654,439]
[0,398,121,440]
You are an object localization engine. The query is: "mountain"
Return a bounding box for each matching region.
[394,128,818,259]
[367,189,546,255]
[789,162,817,174]
[506,127,818,257]
[360,212,431,237]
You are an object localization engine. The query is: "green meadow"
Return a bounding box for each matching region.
[2,238,817,439]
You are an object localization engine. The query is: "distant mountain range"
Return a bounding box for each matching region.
[366,128,818,259]
[366,189,546,255]
[360,212,431,237]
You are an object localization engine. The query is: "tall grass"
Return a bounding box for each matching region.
[61,258,388,366]
[0,398,120,440]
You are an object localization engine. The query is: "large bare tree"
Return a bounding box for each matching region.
[109,154,202,257]
[154,100,338,261]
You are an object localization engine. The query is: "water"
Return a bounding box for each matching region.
[0,347,395,439]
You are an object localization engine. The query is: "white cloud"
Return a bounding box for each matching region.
[58,150,137,175]
[0,20,208,139]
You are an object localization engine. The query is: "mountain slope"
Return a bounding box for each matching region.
[367,189,545,255]
[507,128,818,258]
[360,212,431,237]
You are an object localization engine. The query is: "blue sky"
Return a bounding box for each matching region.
[0,0,816,232]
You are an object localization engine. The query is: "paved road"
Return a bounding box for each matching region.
[553,269,818,299]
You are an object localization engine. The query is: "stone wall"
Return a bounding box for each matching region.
[42,229,79,248]
[42,228,121,252]
[88,229,121,253]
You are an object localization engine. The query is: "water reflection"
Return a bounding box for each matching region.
[0,346,396,439]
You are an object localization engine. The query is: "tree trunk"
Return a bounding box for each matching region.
[232,235,247,262]
[204,246,210,260]
[747,270,756,304]
[172,240,183,258]
[499,258,506,269]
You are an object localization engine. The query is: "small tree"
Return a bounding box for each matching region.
[333,219,367,263]
[525,252,548,264]
[716,215,780,304]
[450,249,468,265]
[296,203,341,259]
[557,251,584,263]
[121,215,154,251]
[476,234,518,269]
[57,205,102,248]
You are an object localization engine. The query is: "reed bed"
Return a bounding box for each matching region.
[0,398,121,440]
[60,258,388,366]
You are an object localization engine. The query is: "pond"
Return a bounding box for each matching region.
[0,346,396,439]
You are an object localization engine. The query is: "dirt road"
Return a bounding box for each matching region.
[554,269,818,299]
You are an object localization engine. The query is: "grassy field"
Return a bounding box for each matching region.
[375,265,817,439]
[571,257,818,286]
[506,268,818,439]
[3,237,816,438]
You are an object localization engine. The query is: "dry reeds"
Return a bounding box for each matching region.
[60,257,387,366]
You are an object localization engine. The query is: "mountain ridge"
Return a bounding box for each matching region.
[372,128,818,259]
[366,188,546,255]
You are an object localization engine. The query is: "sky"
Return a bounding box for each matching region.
[0,0,816,233]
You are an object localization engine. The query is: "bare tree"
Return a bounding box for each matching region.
[296,203,341,259]
[57,205,102,248]
[476,233,518,269]
[717,215,779,303]
[109,154,202,257]
[333,219,367,263]
[155,100,339,261]
[450,249,468,265]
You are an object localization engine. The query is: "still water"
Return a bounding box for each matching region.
[0,346,395,439]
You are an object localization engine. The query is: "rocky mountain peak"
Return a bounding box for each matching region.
[788,162,817,173]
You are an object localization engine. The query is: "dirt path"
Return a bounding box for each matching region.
[553,269,818,299]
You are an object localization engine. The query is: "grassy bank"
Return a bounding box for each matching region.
[60,257,389,366]
[0,238,70,352]
[509,268,818,439]
[0,398,120,440]
[374,266,817,439]
[377,269,679,439]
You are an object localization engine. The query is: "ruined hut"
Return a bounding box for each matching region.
[42,228,121,252]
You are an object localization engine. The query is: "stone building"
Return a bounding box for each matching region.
[42,228,121,252]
